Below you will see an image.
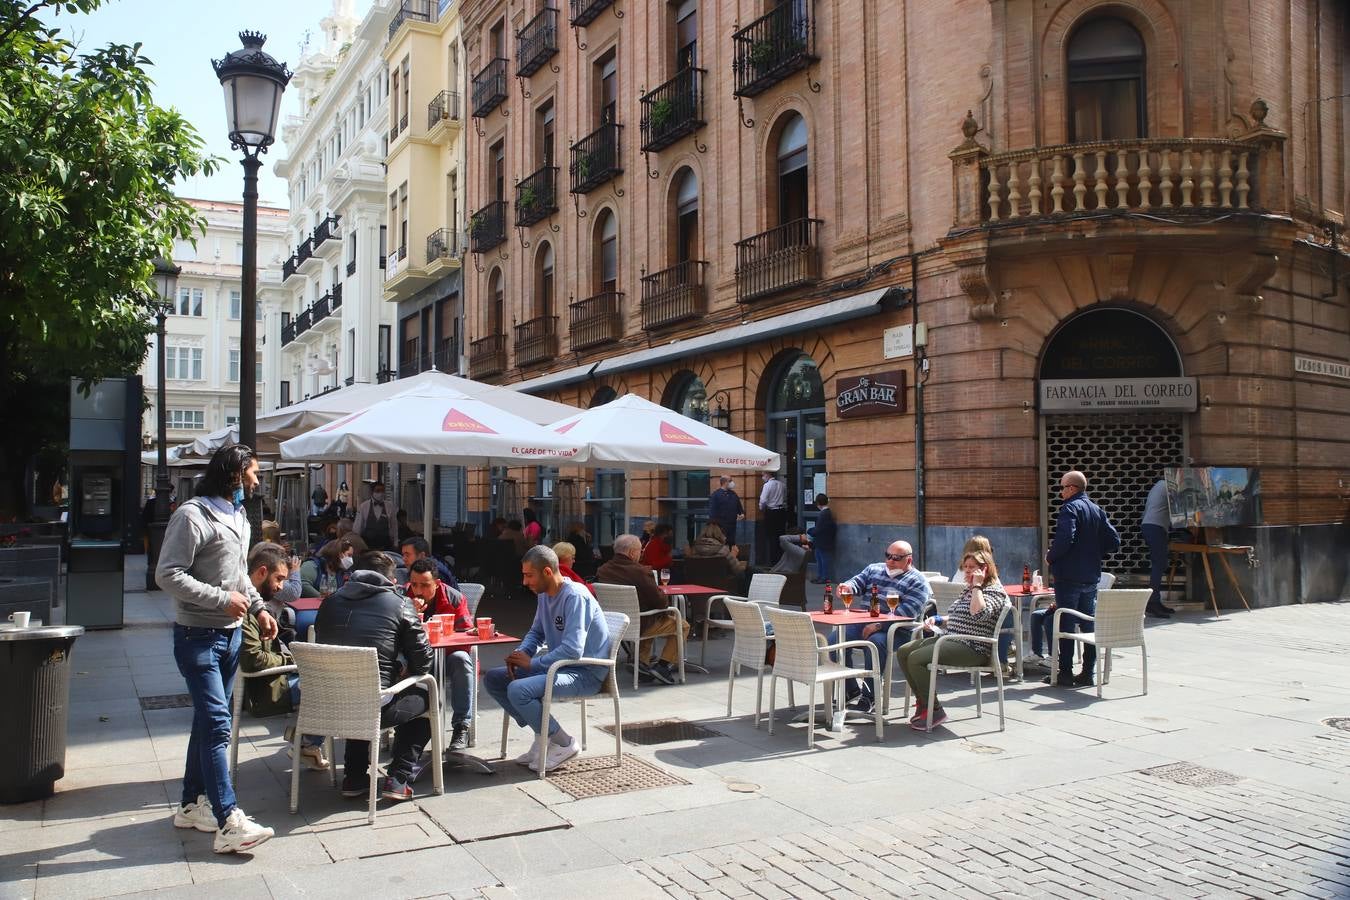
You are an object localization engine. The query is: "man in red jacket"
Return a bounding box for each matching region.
[405,558,473,750]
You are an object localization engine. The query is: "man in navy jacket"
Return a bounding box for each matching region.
[1045,470,1120,688]
[807,493,837,583]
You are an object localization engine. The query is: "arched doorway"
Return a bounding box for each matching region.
[1039,308,1186,581]
[764,351,826,554]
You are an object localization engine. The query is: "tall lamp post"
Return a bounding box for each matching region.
[146,257,180,590]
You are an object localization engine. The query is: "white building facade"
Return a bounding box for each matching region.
[141,197,289,446]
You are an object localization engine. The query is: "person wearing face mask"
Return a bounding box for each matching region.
[300,535,367,597]
[835,540,932,714]
[353,482,398,551]
[157,445,278,853]
[758,471,787,564]
[708,475,745,548]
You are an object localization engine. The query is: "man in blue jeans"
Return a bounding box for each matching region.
[484,545,611,773]
[157,445,278,854]
[1044,470,1120,688]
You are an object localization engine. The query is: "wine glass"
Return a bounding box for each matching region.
[659,568,670,587]
[840,587,854,612]
[885,590,900,615]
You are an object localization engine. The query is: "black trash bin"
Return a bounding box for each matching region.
[0,624,84,803]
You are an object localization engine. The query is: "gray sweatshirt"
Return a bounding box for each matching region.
[156,496,265,628]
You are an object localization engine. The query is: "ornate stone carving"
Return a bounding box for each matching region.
[1232,252,1279,312]
[956,259,999,320]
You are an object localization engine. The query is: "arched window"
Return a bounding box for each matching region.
[776,113,808,225]
[668,371,709,423]
[665,371,710,548]
[1067,17,1146,142]
[596,210,618,293]
[534,242,555,320]
[589,386,617,408]
[674,168,699,263]
[487,267,504,334]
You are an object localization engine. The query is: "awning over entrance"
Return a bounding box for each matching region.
[512,362,599,394]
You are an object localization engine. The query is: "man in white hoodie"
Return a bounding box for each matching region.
[157,445,278,854]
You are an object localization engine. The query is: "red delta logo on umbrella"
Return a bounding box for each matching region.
[659,420,705,446]
[441,407,496,434]
[320,410,367,432]
[555,421,578,434]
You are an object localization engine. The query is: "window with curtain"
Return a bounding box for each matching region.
[776,113,809,225]
[597,210,618,293]
[674,167,699,263]
[1067,17,1146,142]
[536,242,555,320]
[488,268,504,334]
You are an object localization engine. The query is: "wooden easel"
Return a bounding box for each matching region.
[1166,527,1253,615]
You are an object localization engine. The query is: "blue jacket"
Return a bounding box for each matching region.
[708,487,744,527]
[808,507,837,551]
[1047,491,1121,585]
[518,580,611,670]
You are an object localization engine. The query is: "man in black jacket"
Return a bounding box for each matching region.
[315,551,433,802]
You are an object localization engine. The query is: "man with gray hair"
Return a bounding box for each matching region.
[483,545,612,772]
[596,534,688,685]
[1044,469,1120,688]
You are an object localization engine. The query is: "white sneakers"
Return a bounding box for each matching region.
[513,736,547,767]
[172,795,216,833]
[212,807,275,854]
[532,737,580,773]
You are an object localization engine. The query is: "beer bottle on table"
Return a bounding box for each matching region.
[869,585,880,617]
[1022,564,1032,592]
[822,581,833,614]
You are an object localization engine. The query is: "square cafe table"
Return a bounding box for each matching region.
[808,607,914,731]
[661,583,729,674]
[428,628,517,773]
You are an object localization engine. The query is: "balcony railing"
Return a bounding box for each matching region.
[433,340,458,373]
[331,283,343,310]
[312,214,341,247]
[471,57,509,118]
[399,111,409,134]
[569,291,623,350]
[296,236,313,264]
[732,1,817,98]
[640,68,706,153]
[569,0,613,28]
[735,217,822,302]
[282,255,298,280]
[376,368,397,384]
[469,334,508,380]
[281,321,296,345]
[427,90,461,130]
[312,294,331,324]
[426,227,460,264]
[346,259,356,276]
[515,166,559,226]
[470,200,508,253]
[513,315,558,368]
[517,7,559,77]
[390,123,400,142]
[398,357,422,378]
[641,260,708,330]
[294,306,313,336]
[570,123,621,194]
[388,0,434,41]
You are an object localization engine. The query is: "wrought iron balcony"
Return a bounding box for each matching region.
[312,214,341,247]
[346,259,356,276]
[517,7,559,77]
[294,306,313,336]
[399,111,409,134]
[640,68,706,153]
[732,2,817,98]
[426,227,460,264]
[469,334,508,380]
[433,339,458,373]
[570,123,621,194]
[282,255,298,281]
[515,166,559,227]
[427,90,461,130]
[376,368,397,384]
[513,315,558,368]
[281,321,296,345]
[390,123,400,142]
[398,357,422,378]
[735,217,822,302]
[569,0,613,28]
[311,294,331,324]
[388,0,434,42]
[296,236,313,264]
[569,291,623,350]
[470,200,508,253]
[640,260,708,330]
[471,57,509,118]
[330,283,343,310]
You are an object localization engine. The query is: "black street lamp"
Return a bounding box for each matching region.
[212,31,291,452]
[709,390,732,432]
[146,257,180,590]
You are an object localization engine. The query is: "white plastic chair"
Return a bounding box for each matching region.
[881,580,965,715]
[723,597,793,726]
[903,601,1012,732]
[920,571,948,582]
[228,662,297,780]
[459,582,486,618]
[764,606,883,748]
[288,642,443,825]
[498,610,628,778]
[702,573,785,667]
[1098,572,1117,590]
[593,583,685,688]
[1052,588,1149,698]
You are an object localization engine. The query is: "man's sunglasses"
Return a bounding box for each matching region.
[885,553,911,562]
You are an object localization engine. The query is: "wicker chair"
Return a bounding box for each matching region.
[1052,588,1149,698]
[459,582,486,618]
[498,610,629,778]
[764,606,883,747]
[288,643,443,825]
[902,600,1012,732]
[724,598,793,726]
[702,573,785,667]
[593,583,685,688]
[228,662,297,781]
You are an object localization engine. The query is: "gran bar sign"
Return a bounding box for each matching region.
[1039,377,1198,413]
[836,370,907,419]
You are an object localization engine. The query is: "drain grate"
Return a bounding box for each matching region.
[1141,762,1242,787]
[139,694,193,710]
[545,754,688,800]
[1321,717,1350,733]
[598,718,723,745]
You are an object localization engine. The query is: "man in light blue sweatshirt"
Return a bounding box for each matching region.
[483,545,611,773]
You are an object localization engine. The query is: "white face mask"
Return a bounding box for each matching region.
[727,481,735,490]
[339,555,354,570]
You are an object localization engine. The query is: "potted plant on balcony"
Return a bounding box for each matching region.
[574,154,592,184]
[649,97,674,133]
[517,185,539,215]
[749,40,776,69]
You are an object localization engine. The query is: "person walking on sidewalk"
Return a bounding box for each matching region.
[1044,470,1120,689]
[157,445,278,854]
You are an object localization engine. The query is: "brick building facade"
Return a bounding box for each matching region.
[455,0,1348,604]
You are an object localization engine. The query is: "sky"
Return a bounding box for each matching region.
[50,0,348,208]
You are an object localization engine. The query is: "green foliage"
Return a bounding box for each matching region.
[649,98,674,131]
[0,0,218,513]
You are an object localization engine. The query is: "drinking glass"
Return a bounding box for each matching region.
[659,568,671,587]
[885,591,899,615]
[841,588,854,611]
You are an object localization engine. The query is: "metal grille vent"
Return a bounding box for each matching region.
[1141,762,1242,787]
[139,694,193,710]
[599,718,724,745]
[1044,413,1185,578]
[545,754,689,800]
[1322,717,1350,733]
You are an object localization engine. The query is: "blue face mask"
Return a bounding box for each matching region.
[231,485,245,509]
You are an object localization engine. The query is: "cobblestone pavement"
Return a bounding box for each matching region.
[5,561,1349,899]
